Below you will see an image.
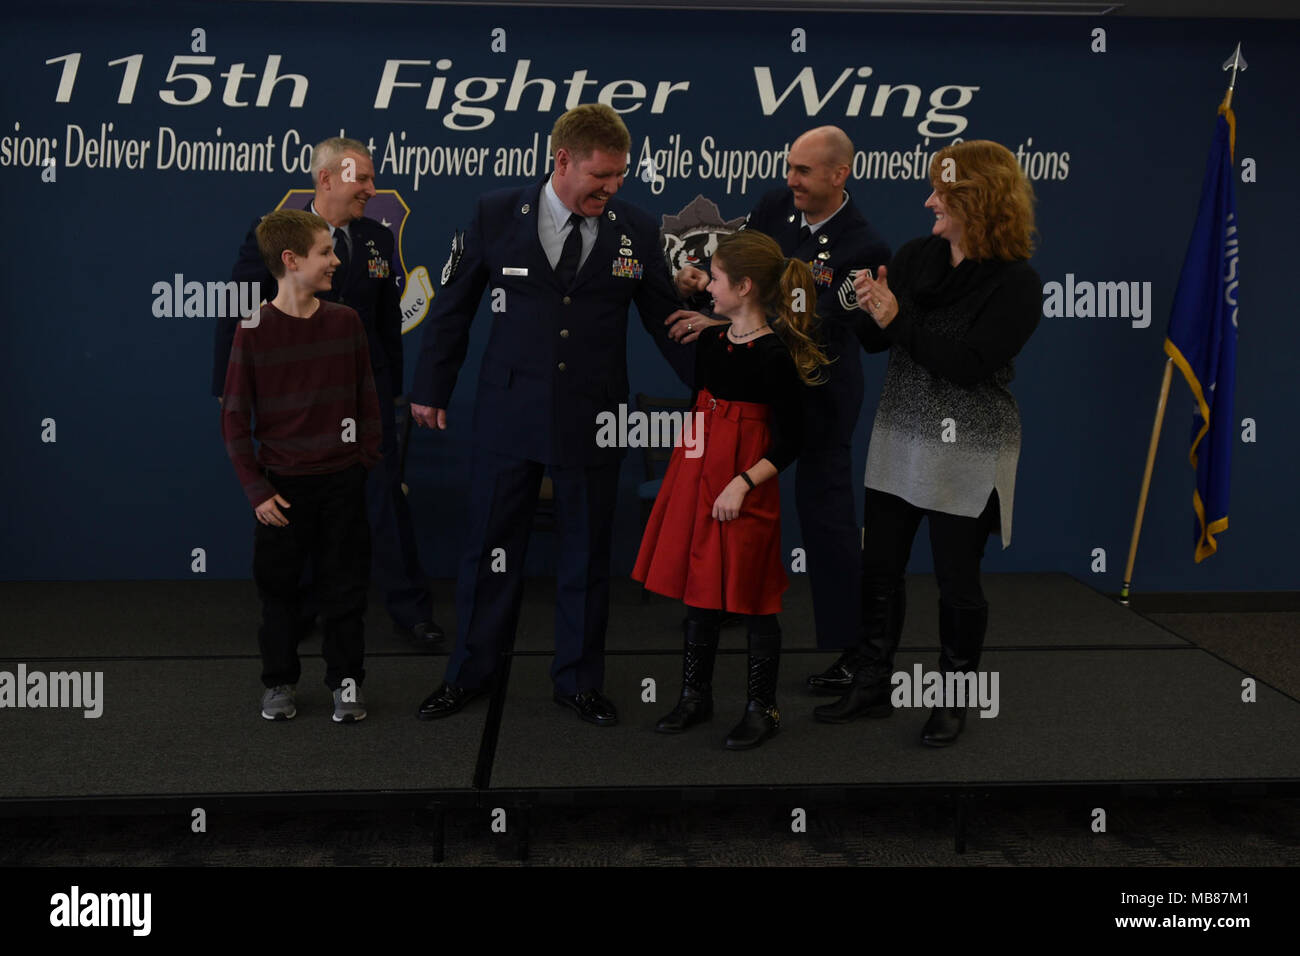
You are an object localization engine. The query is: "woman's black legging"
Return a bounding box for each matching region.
[861,488,1000,608]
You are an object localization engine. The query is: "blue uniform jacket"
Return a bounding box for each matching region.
[744,187,891,336]
[411,179,693,467]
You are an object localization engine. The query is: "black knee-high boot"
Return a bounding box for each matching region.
[655,615,720,734]
[814,579,905,723]
[922,601,987,747]
[725,621,780,750]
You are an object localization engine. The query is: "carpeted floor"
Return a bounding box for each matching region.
[2,584,1296,866]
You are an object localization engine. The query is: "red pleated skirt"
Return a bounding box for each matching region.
[631,388,787,615]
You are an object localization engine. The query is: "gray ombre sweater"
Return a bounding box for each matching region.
[856,236,1042,546]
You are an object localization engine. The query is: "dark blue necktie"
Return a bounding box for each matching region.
[333,226,350,292]
[556,213,584,289]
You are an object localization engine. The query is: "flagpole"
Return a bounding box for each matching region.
[1118,359,1173,605]
[1221,41,1245,112]
[1116,44,1243,606]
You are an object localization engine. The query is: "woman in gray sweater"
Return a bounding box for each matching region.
[814,140,1042,746]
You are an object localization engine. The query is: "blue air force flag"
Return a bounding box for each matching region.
[1163,108,1240,562]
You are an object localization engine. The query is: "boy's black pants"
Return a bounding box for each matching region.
[254,463,370,690]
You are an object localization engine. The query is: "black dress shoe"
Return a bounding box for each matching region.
[553,689,618,726]
[813,667,893,723]
[921,706,966,746]
[402,620,445,650]
[416,682,483,720]
[806,649,861,694]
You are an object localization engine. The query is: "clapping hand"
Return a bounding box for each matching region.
[853,265,898,328]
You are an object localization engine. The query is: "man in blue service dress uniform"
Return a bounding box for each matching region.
[213,137,441,649]
[411,104,693,726]
[672,126,891,691]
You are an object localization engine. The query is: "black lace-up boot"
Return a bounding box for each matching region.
[655,616,720,734]
[724,624,781,750]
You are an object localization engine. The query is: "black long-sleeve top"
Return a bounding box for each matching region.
[853,236,1041,385]
[694,325,804,472]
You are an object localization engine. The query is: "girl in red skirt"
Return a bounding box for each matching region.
[632,230,829,749]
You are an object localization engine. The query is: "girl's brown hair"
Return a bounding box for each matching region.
[713,230,831,385]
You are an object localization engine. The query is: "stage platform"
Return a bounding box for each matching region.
[2,574,1297,859]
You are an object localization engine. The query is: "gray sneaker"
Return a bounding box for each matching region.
[332,683,367,723]
[261,684,297,721]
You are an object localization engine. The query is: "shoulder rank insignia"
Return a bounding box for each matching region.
[836,270,862,311]
[441,229,465,287]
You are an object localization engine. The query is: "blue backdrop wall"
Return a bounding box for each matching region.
[3,0,1296,591]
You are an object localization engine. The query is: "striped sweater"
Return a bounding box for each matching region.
[221,300,381,509]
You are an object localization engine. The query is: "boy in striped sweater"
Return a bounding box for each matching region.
[222,209,382,723]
